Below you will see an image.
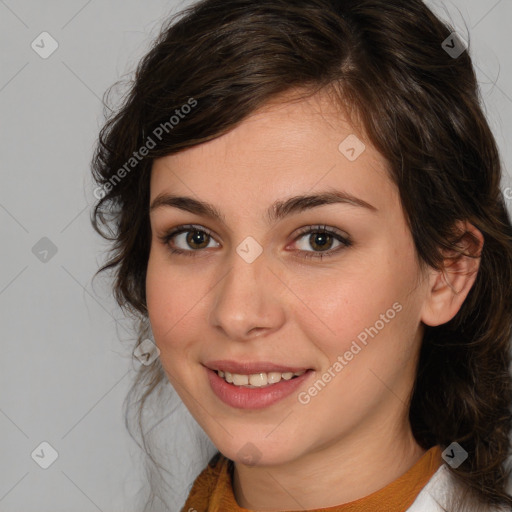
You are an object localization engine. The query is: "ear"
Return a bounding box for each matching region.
[420,221,484,327]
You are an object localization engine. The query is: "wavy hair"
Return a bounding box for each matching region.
[90,0,512,509]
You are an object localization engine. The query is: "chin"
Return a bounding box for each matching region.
[213,434,303,467]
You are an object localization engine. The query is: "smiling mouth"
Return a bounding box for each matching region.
[205,364,315,409]
[215,369,307,388]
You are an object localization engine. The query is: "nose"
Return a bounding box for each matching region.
[209,249,286,341]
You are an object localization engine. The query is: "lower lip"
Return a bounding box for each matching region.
[205,366,314,409]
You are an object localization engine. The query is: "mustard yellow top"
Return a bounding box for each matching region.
[181,445,443,512]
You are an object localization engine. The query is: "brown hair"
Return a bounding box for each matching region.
[90,0,512,509]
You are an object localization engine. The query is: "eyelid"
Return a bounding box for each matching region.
[157,223,219,248]
[289,224,352,259]
[292,224,350,242]
[157,223,352,259]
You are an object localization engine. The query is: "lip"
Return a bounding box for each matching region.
[203,360,311,374]
[204,365,314,410]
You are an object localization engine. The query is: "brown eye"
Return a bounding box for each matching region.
[159,224,352,260]
[158,224,219,256]
[292,225,352,260]
[306,232,336,251]
[185,229,211,250]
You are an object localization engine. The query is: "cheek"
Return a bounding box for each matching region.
[146,256,171,333]
[145,252,215,365]
[145,255,190,348]
[288,264,406,349]
[294,248,421,372]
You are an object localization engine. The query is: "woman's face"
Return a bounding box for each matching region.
[146,91,431,466]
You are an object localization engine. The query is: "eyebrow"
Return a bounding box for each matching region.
[149,189,378,226]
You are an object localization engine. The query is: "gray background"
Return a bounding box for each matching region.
[1,1,511,511]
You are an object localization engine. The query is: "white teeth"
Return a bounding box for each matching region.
[267,372,282,384]
[232,374,249,386]
[216,369,306,387]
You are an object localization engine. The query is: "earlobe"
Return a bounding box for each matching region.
[420,221,484,327]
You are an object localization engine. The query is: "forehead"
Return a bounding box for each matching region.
[149,90,396,217]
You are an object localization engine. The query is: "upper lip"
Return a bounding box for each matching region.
[203,360,312,374]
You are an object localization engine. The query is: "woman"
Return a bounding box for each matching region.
[91,0,512,510]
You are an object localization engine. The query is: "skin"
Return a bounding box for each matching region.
[146,89,483,510]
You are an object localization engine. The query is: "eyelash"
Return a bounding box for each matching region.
[157,224,352,260]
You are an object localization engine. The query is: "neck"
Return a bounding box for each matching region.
[232,412,426,510]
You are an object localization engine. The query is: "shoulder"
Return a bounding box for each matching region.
[406,464,511,512]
